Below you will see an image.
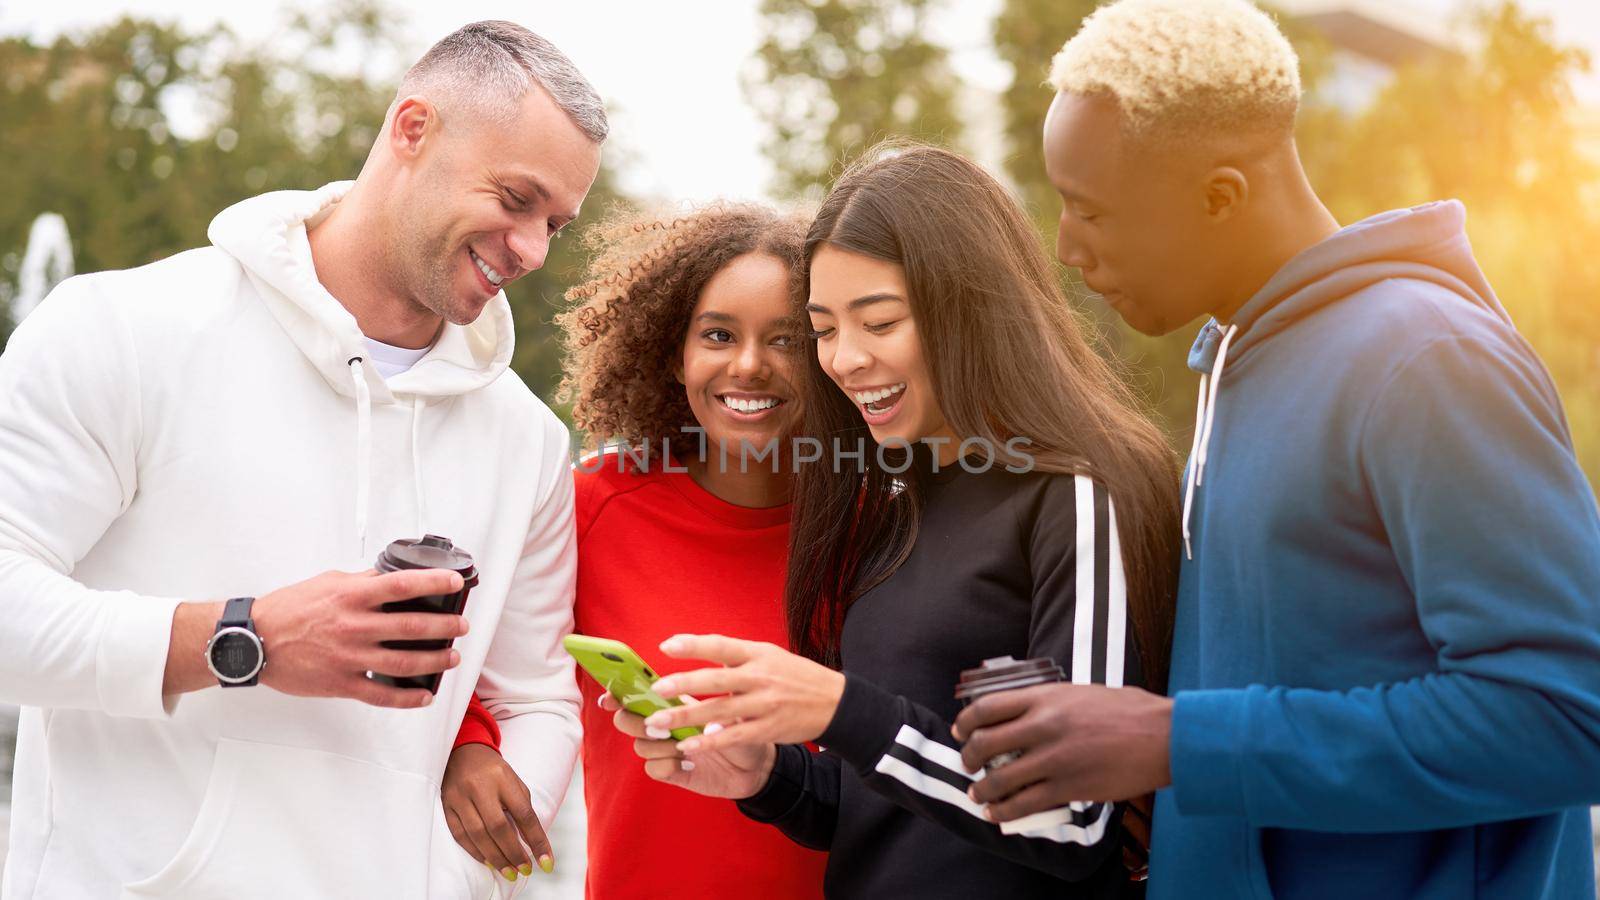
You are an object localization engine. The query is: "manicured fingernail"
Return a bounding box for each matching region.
[597,693,607,708]
[645,726,671,740]
[519,864,533,876]
[501,867,518,881]
[652,679,678,696]
[681,760,696,772]
[981,806,994,822]
[660,636,686,653]
[420,693,432,706]
[644,712,669,728]
[538,854,555,874]
[704,722,724,735]
[678,738,701,753]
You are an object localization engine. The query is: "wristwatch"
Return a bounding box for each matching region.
[205,597,266,687]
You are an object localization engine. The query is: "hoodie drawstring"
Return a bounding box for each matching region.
[349,358,372,554]
[1181,323,1239,560]
[350,361,434,551]
[411,396,428,536]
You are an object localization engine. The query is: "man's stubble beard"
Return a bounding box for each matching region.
[391,213,472,326]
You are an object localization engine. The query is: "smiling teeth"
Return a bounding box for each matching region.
[721,396,780,413]
[471,250,505,286]
[853,383,906,405]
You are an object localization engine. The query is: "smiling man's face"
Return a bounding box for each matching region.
[1043,90,1230,336]
[389,85,601,326]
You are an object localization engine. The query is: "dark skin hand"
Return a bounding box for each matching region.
[441,743,555,884]
[952,683,1175,824]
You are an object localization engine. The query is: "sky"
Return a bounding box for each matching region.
[1,0,1596,203]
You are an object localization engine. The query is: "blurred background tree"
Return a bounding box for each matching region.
[1,0,1595,487]
[744,0,964,196]
[753,0,1600,490]
[991,0,1099,222]
[0,0,624,402]
[1300,3,1600,474]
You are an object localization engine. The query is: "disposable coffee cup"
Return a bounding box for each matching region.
[370,534,479,694]
[955,655,1079,835]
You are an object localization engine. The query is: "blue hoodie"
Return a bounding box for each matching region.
[1149,201,1600,899]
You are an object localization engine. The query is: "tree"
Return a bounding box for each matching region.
[1298,2,1600,485]
[745,0,964,196]
[0,5,398,292]
[990,0,1099,222]
[1306,3,1591,218]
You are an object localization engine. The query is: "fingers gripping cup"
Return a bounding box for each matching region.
[370,534,479,694]
[955,655,1081,836]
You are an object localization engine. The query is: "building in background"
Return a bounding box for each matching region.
[1277,0,1455,111]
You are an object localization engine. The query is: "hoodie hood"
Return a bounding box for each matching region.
[207,182,519,551]
[1188,199,1503,376]
[1179,200,1501,557]
[206,180,515,403]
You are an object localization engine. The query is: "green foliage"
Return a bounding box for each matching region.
[745,0,963,196]
[0,2,621,404]
[0,8,392,283]
[991,0,1098,221]
[1295,1,1600,486]
[756,0,1600,488]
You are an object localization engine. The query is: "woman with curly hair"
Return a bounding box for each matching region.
[439,202,827,899]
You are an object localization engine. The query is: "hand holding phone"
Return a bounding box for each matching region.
[563,635,702,740]
[599,691,778,800]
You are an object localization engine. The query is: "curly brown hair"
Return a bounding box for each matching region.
[556,202,811,457]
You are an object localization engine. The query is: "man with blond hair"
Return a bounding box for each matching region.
[954,1,1600,897]
[0,21,602,898]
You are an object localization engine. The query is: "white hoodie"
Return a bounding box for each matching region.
[0,182,579,900]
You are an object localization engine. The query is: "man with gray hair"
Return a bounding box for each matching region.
[0,20,603,899]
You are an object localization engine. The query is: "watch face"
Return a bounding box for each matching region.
[210,630,261,680]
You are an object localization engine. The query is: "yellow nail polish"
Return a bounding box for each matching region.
[519,863,533,877]
[501,867,518,881]
[538,854,555,874]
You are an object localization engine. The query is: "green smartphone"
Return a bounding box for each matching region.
[563,635,702,740]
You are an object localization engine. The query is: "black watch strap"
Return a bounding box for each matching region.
[218,596,255,629]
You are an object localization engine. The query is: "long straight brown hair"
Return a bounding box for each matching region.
[785,143,1182,692]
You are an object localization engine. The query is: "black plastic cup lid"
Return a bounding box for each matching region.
[955,655,1065,701]
[377,534,478,582]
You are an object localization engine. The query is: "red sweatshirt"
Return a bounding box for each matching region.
[456,455,827,899]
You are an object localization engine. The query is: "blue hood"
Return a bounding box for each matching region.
[1188,200,1506,374]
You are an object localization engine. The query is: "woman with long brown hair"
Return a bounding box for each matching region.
[613,143,1181,898]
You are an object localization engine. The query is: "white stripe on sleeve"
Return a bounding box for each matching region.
[874,755,993,821]
[1105,491,1127,689]
[893,724,979,781]
[1072,475,1097,685]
